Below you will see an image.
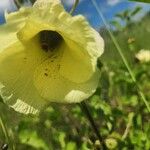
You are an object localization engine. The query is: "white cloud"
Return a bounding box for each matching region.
[62,0,84,7]
[0,0,10,9]
[0,0,16,12]
[107,0,120,6]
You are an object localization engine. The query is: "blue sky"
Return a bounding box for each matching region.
[0,0,150,28]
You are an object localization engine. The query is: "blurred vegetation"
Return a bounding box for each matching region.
[0,1,150,150]
[110,6,142,31]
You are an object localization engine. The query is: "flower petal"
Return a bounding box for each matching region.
[34,0,61,9]
[5,7,31,23]
[0,24,18,52]
[0,37,100,113]
[17,3,104,83]
[34,56,100,103]
[58,14,104,83]
[0,0,104,114]
[0,41,47,114]
[0,8,31,51]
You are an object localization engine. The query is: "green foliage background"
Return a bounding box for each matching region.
[0,2,150,150]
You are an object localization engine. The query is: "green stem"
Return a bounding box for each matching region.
[79,101,107,150]
[70,0,79,14]
[0,116,9,143]
[90,0,150,112]
[122,112,134,140]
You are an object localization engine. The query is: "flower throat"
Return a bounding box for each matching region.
[39,30,63,52]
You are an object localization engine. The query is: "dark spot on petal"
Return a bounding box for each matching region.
[57,64,60,70]
[44,73,48,76]
[53,56,58,59]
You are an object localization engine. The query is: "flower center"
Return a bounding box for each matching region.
[39,30,63,52]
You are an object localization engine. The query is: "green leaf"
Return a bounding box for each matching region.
[131,6,142,16]
[115,13,124,20]
[129,0,150,3]
[65,142,77,150]
[110,20,123,31]
[19,130,49,150]
[59,132,66,148]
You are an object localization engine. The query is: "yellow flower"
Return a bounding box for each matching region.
[0,0,104,114]
[135,49,150,63]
